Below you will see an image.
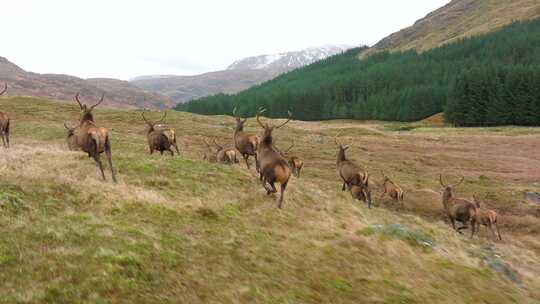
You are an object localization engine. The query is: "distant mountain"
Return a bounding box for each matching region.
[366,0,540,54]
[227,45,352,71]
[129,75,176,82]
[0,57,174,109]
[131,45,354,104]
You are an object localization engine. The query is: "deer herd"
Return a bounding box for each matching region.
[0,84,504,241]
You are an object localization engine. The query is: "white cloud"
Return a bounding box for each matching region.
[1,0,450,80]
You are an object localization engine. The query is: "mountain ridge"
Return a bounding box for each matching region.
[0,56,174,109]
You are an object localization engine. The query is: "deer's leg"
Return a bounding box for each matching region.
[5,130,9,148]
[278,180,289,209]
[243,154,250,169]
[495,224,502,241]
[105,138,117,183]
[160,150,163,155]
[174,141,180,154]
[470,219,476,238]
[379,189,387,200]
[92,154,106,181]
[0,132,5,148]
[169,148,174,156]
[342,181,347,191]
[489,224,497,240]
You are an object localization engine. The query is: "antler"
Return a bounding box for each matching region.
[284,140,294,153]
[275,110,293,129]
[256,108,267,128]
[157,111,167,123]
[213,139,223,149]
[439,174,446,187]
[64,122,70,130]
[74,93,83,109]
[89,94,105,111]
[141,112,152,125]
[451,176,465,188]
[0,83,7,96]
[202,138,211,149]
[334,131,343,146]
[232,107,237,117]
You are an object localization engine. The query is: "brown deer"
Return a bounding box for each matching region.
[473,195,502,241]
[0,84,10,148]
[275,141,304,178]
[64,122,79,151]
[335,132,372,208]
[232,107,259,170]
[380,171,404,204]
[213,139,239,164]
[439,175,477,237]
[74,93,117,183]
[142,112,176,156]
[255,108,293,208]
[151,111,180,155]
[202,138,218,163]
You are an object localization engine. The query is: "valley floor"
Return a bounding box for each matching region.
[1,97,539,303]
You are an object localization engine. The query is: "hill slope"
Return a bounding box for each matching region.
[179,17,540,125]
[0,57,174,109]
[368,0,540,53]
[1,96,539,302]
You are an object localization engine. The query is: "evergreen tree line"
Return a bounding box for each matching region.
[177,18,540,126]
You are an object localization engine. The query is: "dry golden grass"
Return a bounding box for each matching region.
[0,96,539,303]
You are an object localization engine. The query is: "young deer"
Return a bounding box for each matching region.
[255,108,292,208]
[380,171,404,204]
[202,138,218,163]
[0,84,10,148]
[473,195,502,241]
[232,107,259,170]
[439,175,477,238]
[335,132,372,208]
[64,122,79,151]
[213,139,239,164]
[74,93,117,182]
[142,112,176,156]
[275,141,304,178]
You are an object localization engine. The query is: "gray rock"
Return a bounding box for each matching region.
[524,192,540,204]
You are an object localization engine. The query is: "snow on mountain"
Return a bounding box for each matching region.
[226,45,355,71]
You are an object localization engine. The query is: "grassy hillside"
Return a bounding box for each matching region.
[1,97,540,303]
[367,0,540,54]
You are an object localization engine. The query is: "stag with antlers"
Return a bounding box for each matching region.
[232,107,259,170]
[255,108,293,208]
[439,175,477,237]
[335,132,372,208]
[74,93,117,182]
[275,140,304,178]
[142,111,177,156]
[149,111,180,154]
[0,84,10,148]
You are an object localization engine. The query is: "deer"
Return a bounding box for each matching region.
[0,84,10,148]
[275,140,304,178]
[142,111,176,156]
[202,138,218,163]
[150,111,180,155]
[335,132,372,208]
[213,139,239,164]
[255,108,293,208]
[379,170,404,204]
[232,107,259,170]
[74,93,117,183]
[64,122,79,151]
[473,195,502,241]
[439,175,477,238]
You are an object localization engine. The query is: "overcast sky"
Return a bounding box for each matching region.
[1,0,449,80]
